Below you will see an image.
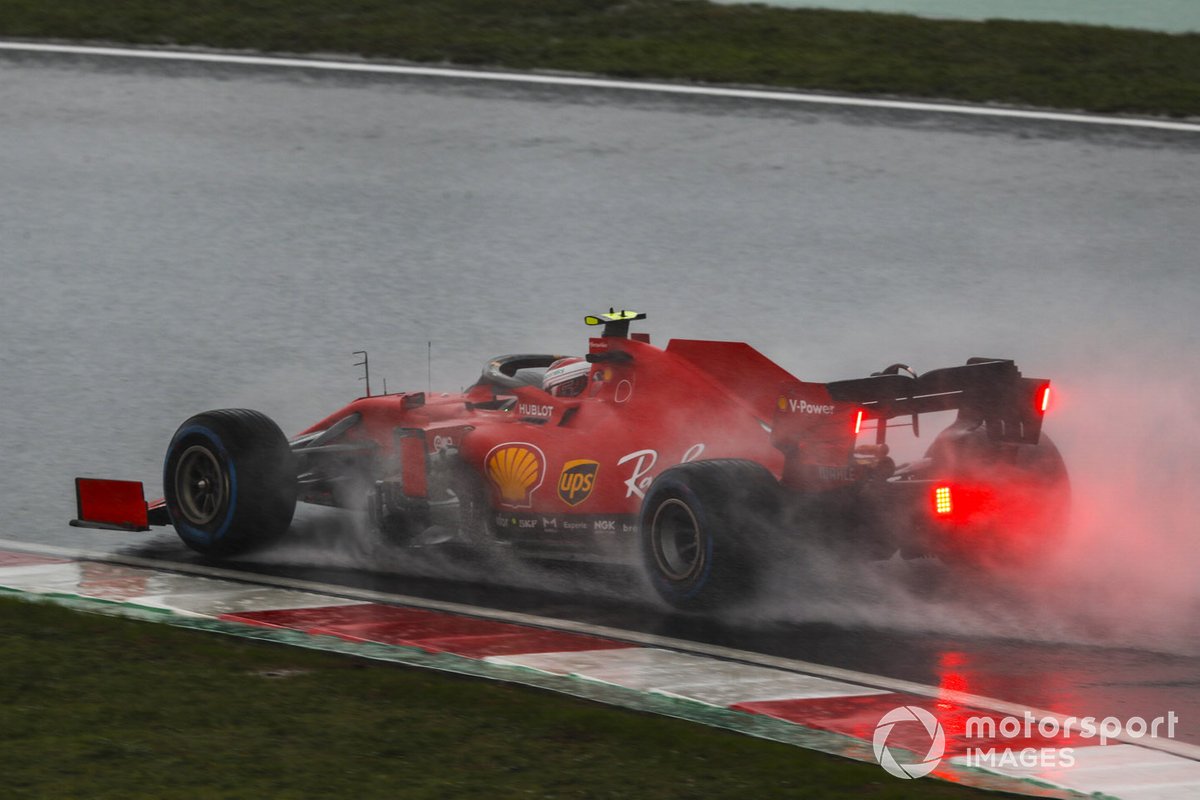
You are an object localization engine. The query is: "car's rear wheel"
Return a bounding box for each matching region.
[163,409,297,556]
[638,459,780,610]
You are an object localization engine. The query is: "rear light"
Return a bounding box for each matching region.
[934,485,953,516]
[854,409,864,435]
[1039,385,1051,413]
[931,484,996,523]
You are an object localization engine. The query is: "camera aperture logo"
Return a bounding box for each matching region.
[872,706,946,779]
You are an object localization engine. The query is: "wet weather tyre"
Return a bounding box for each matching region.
[163,409,297,557]
[638,459,780,611]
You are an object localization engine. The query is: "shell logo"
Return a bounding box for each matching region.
[777,395,789,411]
[485,443,546,507]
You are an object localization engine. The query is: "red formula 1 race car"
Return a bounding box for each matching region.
[72,311,1068,609]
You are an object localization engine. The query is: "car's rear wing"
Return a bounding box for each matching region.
[824,358,1050,445]
[772,357,1050,464]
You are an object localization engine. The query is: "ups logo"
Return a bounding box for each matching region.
[557,460,599,506]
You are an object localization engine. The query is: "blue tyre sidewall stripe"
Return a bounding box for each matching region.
[165,424,238,546]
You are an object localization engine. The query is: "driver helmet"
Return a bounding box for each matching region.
[543,357,590,398]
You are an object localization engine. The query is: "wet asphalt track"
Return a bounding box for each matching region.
[123,518,1200,748]
[2,46,1198,746]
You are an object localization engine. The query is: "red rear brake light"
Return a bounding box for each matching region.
[931,484,996,523]
[854,409,864,435]
[934,485,953,516]
[1039,385,1051,413]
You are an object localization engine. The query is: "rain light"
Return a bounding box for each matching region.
[934,485,953,516]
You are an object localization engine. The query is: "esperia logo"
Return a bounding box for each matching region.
[873,706,946,779]
[557,459,599,506]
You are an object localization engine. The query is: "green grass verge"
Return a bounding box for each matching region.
[0,0,1198,117]
[0,595,1026,799]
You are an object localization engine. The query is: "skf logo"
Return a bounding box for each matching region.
[486,443,545,508]
[557,459,599,506]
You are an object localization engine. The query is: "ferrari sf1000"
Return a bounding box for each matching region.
[73,311,1068,608]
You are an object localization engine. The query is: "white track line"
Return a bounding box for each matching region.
[2,40,1199,133]
[3,537,1198,762]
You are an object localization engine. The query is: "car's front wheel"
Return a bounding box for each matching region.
[163,409,297,556]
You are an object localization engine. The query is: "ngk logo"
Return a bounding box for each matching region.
[788,398,835,415]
